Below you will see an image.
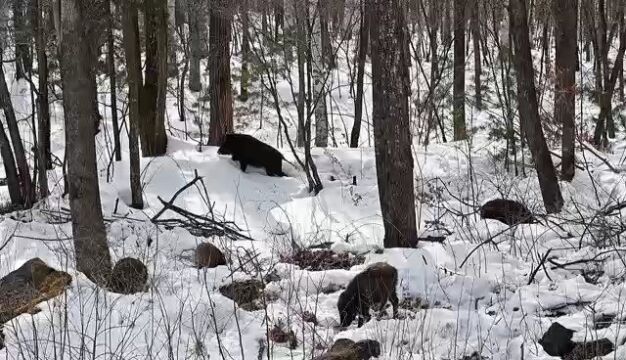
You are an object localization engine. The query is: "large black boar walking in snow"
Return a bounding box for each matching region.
[217,134,287,177]
[337,262,399,328]
[479,198,535,225]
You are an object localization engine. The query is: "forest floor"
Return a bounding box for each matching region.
[1,40,626,359]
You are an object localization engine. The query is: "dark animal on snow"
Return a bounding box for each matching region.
[538,322,575,357]
[479,198,535,225]
[563,338,614,360]
[217,133,286,176]
[194,243,227,269]
[337,262,399,328]
[314,338,381,360]
[107,257,148,294]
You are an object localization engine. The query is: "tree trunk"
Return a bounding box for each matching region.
[13,0,32,80]
[141,0,168,156]
[59,0,113,285]
[370,0,418,248]
[84,0,107,137]
[295,0,306,147]
[471,0,482,110]
[554,0,577,181]
[35,0,50,198]
[240,0,250,101]
[108,0,121,162]
[188,0,202,92]
[350,0,369,148]
[0,52,35,207]
[121,0,144,209]
[453,0,466,140]
[0,123,22,205]
[443,0,452,45]
[313,0,328,148]
[509,0,564,213]
[207,0,233,146]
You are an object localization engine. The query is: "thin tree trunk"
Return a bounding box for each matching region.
[295,0,306,147]
[0,52,35,206]
[207,0,233,146]
[313,0,328,148]
[509,0,564,213]
[13,0,32,80]
[35,0,50,198]
[0,123,22,205]
[240,0,250,101]
[554,0,577,181]
[453,0,466,140]
[188,0,202,92]
[108,0,121,162]
[121,0,144,209]
[59,0,113,285]
[350,0,369,148]
[370,0,418,248]
[471,0,482,110]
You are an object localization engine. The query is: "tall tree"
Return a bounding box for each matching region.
[108,0,121,162]
[554,0,578,181]
[207,0,234,146]
[509,0,564,213]
[141,0,169,156]
[188,0,203,92]
[471,0,482,110]
[12,0,32,80]
[370,0,418,247]
[453,0,466,140]
[349,0,369,148]
[59,0,113,285]
[240,0,251,101]
[0,123,22,205]
[35,0,51,198]
[121,0,144,209]
[313,0,329,148]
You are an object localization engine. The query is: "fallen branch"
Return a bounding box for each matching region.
[151,171,204,221]
[581,141,620,173]
[527,249,552,285]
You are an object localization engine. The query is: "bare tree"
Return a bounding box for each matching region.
[509,0,564,213]
[240,0,251,101]
[12,0,32,80]
[0,123,22,205]
[59,0,113,285]
[554,0,577,181]
[108,0,121,162]
[207,0,234,146]
[35,0,50,198]
[453,0,466,140]
[370,0,418,248]
[313,0,328,147]
[188,0,203,92]
[349,0,369,148]
[471,0,482,110]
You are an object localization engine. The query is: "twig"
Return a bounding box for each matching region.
[527,249,552,285]
[581,141,620,173]
[151,172,204,221]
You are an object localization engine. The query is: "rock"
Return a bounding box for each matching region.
[219,279,265,311]
[539,322,575,357]
[194,243,227,269]
[108,258,148,294]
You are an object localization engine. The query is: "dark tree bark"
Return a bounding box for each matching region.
[313,0,328,148]
[35,0,50,198]
[121,0,144,209]
[350,0,369,148]
[59,0,113,285]
[554,0,577,181]
[295,0,306,147]
[85,0,108,137]
[370,0,418,248]
[141,0,168,156]
[0,123,22,205]
[453,0,466,140]
[471,0,482,110]
[443,0,452,45]
[509,0,564,213]
[13,0,32,80]
[108,0,121,162]
[0,52,35,207]
[207,0,234,146]
[240,0,250,101]
[188,0,202,92]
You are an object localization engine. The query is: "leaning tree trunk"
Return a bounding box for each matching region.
[313,0,328,148]
[509,0,564,213]
[0,123,22,205]
[0,52,35,207]
[350,0,369,148]
[207,0,234,146]
[141,0,168,156]
[121,0,144,209]
[453,0,466,140]
[370,0,418,248]
[59,0,113,285]
[35,0,51,198]
[554,0,577,181]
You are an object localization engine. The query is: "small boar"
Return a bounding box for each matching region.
[337,262,399,328]
[314,338,381,360]
[107,257,148,295]
[194,243,227,269]
[217,133,286,177]
[479,198,535,225]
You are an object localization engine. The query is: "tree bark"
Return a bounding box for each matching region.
[13,0,32,80]
[59,0,113,285]
[188,0,202,92]
[35,0,50,198]
[240,0,250,101]
[453,0,466,140]
[350,0,369,148]
[108,0,121,162]
[141,0,168,156]
[370,0,418,248]
[509,0,564,213]
[313,0,328,148]
[121,0,144,209]
[295,0,306,147]
[0,52,35,206]
[207,0,233,146]
[471,0,482,110]
[554,0,577,181]
[0,122,22,205]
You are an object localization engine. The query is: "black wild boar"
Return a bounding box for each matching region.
[314,338,381,360]
[479,198,535,225]
[337,262,399,328]
[217,133,286,177]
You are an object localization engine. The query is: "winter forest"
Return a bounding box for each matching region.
[1,0,626,358]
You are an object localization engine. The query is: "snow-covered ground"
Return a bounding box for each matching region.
[2,25,626,359]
